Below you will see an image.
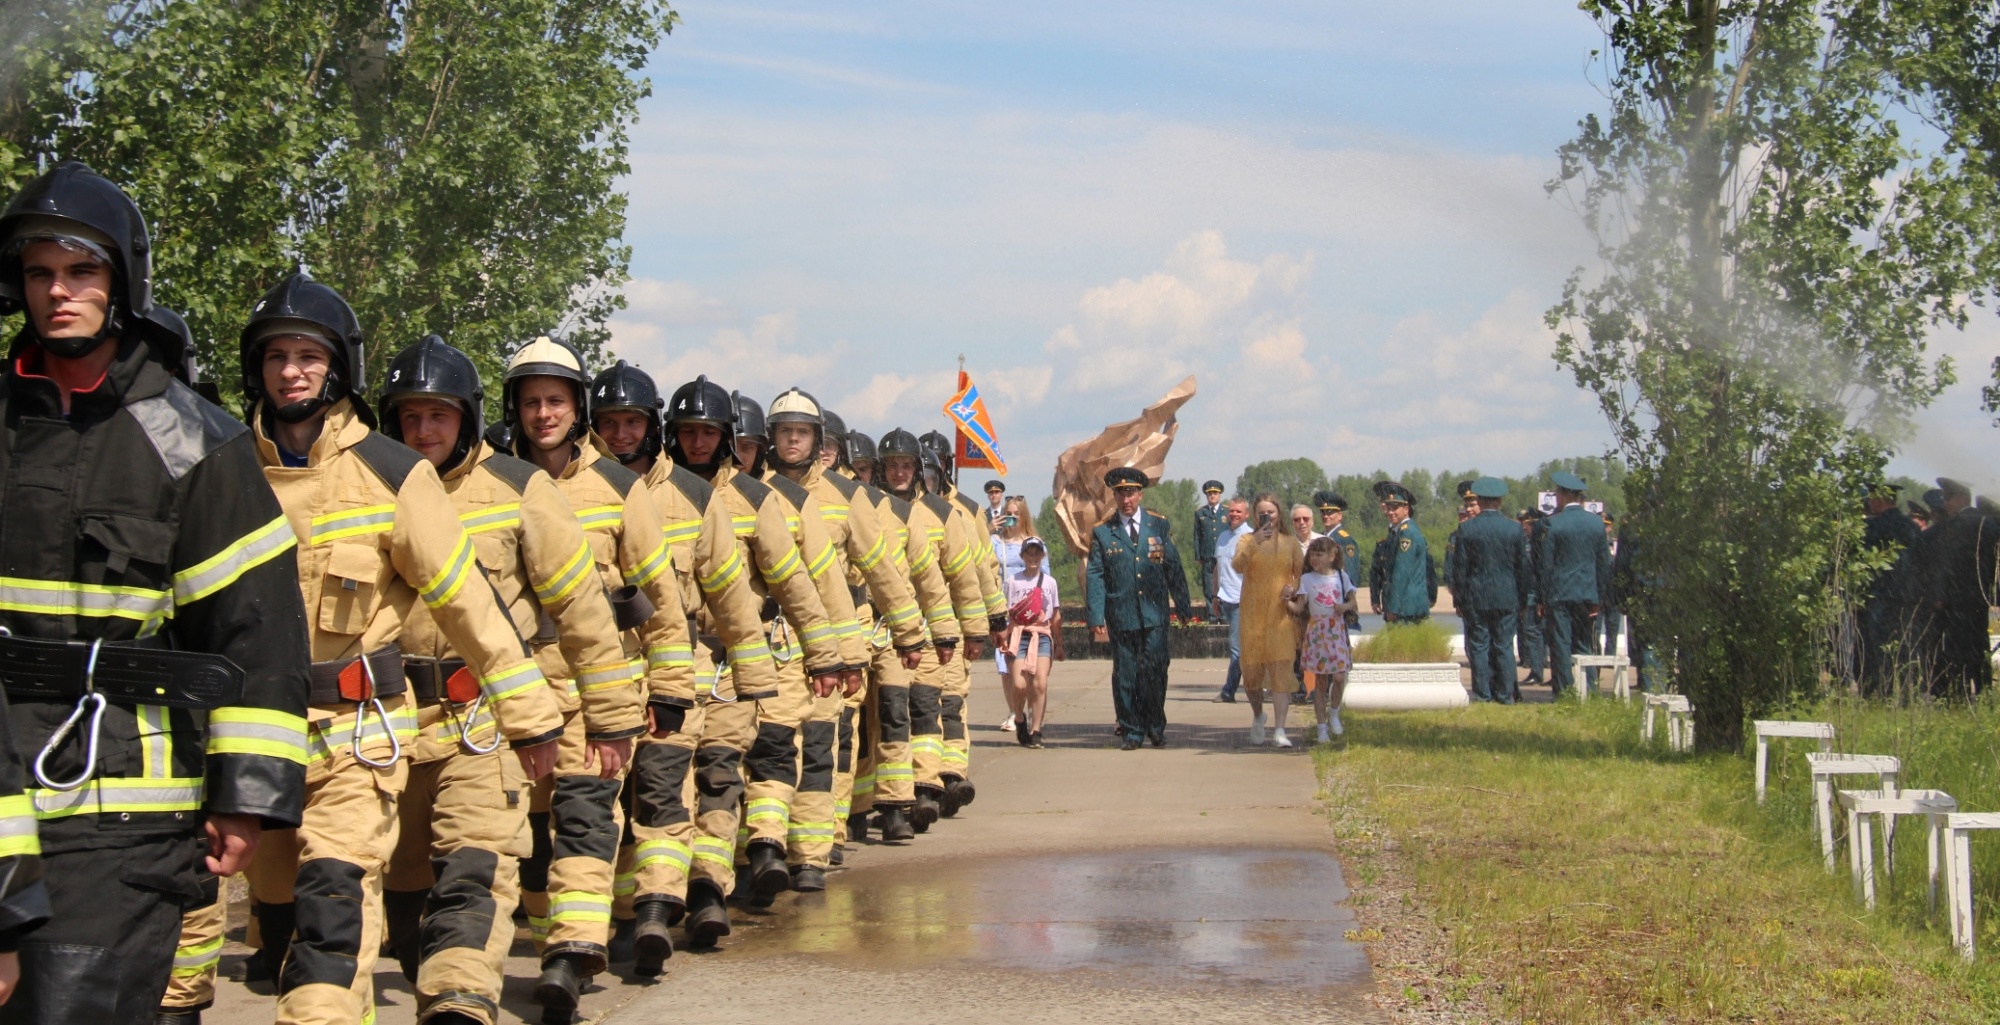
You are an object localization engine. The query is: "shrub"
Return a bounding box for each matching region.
[1352,621,1453,663]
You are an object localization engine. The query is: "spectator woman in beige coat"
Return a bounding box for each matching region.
[1233,493,1304,747]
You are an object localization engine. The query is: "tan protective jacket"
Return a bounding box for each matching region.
[954,490,1009,621]
[877,490,962,647]
[920,491,992,642]
[639,456,781,703]
[704,461,841,693]
[762,469,870,669]
[398,440,631,744]
[539,437,689,738]
[792,466,926,652]
[253,401,564,751]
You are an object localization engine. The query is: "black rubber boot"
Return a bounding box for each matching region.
[847,811,870,842]
[153,1011,202,1025]
[533,953,586,1023]
[607,916,637,964]
[949,777,977,809]
[790,865,826,892]
[876,804,916,842]
[632,898,676,978]
[384,888,427,983]
[939,778,964,818]
[829,844,845,867]
[250,901,296,984]
[422,1013,483,1025]
[748,841,790,907]
[912,788,941,833]
[684,880,731,949]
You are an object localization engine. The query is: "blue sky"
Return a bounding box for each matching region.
[605,1,2000,495]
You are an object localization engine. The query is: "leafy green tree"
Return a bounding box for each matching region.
[1235,458,1326,512]
[1546,1,1980,747]
[1,0,675,403]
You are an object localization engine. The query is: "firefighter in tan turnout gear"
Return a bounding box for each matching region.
[375,334,631,1025]
[664,376,845,946]
[919,430,1008,815]
[237,273,565,1025]
[491,336,695,1019]
[589,361,782,977]
[766,392,928,882]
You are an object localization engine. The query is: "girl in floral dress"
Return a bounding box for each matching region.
[1286,536,1355,743]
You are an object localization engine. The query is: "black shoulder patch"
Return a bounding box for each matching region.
[766,472,812,510]
[729,472,773,508]
[352,431,425,493]
[479,453,540,495]
[590,458,640,499]
[886,495,913,522]
[667,465,713,514]
[920,494,954,523]
[822,472,861,500]
[954,492,980,517]
[125,380,249,482]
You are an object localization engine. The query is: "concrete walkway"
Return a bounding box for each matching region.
[210,658,1383,1024]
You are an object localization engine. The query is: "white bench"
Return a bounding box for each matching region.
[1836,788,1955,911]
[1941,812,2000,961]
[1572,654,1632,701]
[1752,720,1835,804]
[1641,694,1693,752]
[1806,753,1900,871]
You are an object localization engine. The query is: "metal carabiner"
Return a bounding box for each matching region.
[349,653,403,768]
[710,662,739,704]
[769,618,798,667]
[870,620,893,652]
[34,639,107,792]
[448,694,502,756]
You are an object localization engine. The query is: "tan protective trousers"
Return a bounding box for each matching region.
[157,880,225,1011]
[741,659,812,857]
[785,688,843,868]
[612,648,715,918]
[909,645,947,793]
[941,647,972,782]
[519,706,629,973]
[383,702,530,1025]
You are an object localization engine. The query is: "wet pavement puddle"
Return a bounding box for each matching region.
[728,847,1371,993]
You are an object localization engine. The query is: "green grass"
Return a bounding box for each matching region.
[1352,619,1455,663]
[1315,697,2000,1023]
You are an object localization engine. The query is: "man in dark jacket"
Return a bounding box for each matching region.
[0,163,310,1023]
[1450,478,1529,703]
[1858,482,1920,695]
[1537,471,1611,698]
[1086,468,1190,750]
[1194,480,1228,621]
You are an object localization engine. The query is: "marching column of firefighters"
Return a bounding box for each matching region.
[0,163,1009,1025]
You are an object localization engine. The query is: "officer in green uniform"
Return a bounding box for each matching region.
[1442,480,1474,609]
[1517,509,1548,685]
[1537,471,1611,697]
[1373,481,1432,623]
[1194,480,1229,621]
[1923,477,1994,698]
[1085,468,1191,750]
[1450,478,1527,702]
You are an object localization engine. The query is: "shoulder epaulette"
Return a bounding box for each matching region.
[954,492,979,517]
[729,472,773,508]
[822,472,861,500]
[1146,510,1172,531]
[353,431,425,493]
[667,464,713,513]
[126,379,248,481]
[767,472,812,509]
[920,494,954,523]
[589,458,640,499]
[479,453,540,495]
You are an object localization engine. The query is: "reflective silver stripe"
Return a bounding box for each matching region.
[0,578,172,621]
[138,704,169,779]
[173,515,298,604]
[32,779,204,819]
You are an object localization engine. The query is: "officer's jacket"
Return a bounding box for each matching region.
[1329,526,1361,575]
[536,437,687,739]
[1380,519,1432,619]
[705,462,841,690]
[800,468,924,652]
[255,400,561,758]
[761,469,869,669]
[1536,505,1610,605]
[1449,511,1530,612]
[1084,508,1189,633]
[397,440,623,747]
[1861,508,1920,604]
[952,490,1009,625]
[1194,502,1228,562]
[641,456,780,704]
[1928,508,1999,610]
[876,489,962,647]
[0,340,309,881]
[790,465,927,652]
[922,490,991,641]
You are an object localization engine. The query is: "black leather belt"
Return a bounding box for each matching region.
[404,657,469,704]
[307,645,406,706]
[0,633,242,710]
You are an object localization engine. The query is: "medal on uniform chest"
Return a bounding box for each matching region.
[1147,535,1163,564]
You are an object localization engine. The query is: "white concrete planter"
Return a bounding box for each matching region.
[1343,662,1469,711]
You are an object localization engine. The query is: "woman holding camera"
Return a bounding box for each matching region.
[1233,493,1304,747]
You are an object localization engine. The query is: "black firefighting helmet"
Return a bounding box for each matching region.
[731,391,766,474]
[765,386,824,473]
[879,428,921,464]
[918,429,955,490]
[381,334,485,471]
[665,375,736,472]
[589,359,664,464]
[845,427,878,475]
[240,270,370,426]
[0,161,154,361]
[820,407,850,467]
[500,334,589,448]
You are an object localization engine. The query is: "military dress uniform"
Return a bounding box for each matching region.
[1084,469,1190,749]
[1448,479,1528,703]
[1857,490,1920,694]
[1923,480,1996,698]
[1537,473,1611,698]
[1374,482,1432,624]
[1195,483,1229,619]
[1516,512,1549,683]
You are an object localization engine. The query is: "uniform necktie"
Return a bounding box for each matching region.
[1128,519,1138,542]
